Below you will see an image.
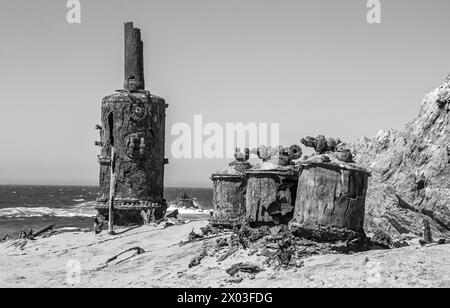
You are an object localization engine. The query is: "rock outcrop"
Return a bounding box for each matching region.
[349,77,450,240]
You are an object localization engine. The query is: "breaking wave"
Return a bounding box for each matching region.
[0,202,97,218]
[167,200,211,215]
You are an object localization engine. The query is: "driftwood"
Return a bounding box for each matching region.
[179,232,234,246]
[7,239,28,250]
[189,229,204,241]
[32,224,56,238]
[108,147,116,235]
[226,263,263,276]
[423,219,433,243]
[94,215,105,234]
[217,246,239,262]
[22,229,33,239]
[106,246,145,264]
[0,235,12,243]
[189,249,207,268]
[1,224,56,246]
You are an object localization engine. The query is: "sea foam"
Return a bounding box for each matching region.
[0,202,97,218]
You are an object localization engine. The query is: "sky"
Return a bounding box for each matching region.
[0,0,449,187]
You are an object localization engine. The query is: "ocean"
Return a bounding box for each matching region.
[0,185,213,237]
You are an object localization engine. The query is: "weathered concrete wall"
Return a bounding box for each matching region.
[293,163,369,237]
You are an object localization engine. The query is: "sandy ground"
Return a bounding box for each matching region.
[0,220,449,288]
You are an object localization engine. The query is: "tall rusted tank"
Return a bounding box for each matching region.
[211,160,251,224]
[290,154,370,241]
[95,22,168,225]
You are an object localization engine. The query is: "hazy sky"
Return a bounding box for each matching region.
[0,0,449,187]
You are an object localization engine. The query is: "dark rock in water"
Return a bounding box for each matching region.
[175,193,198,209]
[349,76,450,240]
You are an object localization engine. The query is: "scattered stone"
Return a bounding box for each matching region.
[371,229,394,249]
[226,276,244,284]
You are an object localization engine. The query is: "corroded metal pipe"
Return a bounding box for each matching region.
[124,22,145,91]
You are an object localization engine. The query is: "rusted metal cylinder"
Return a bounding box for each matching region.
[95,22,168,225]
[211,162,251,224]
[291,155,370,241]
[245,163,299,226]
[124,22,145,91]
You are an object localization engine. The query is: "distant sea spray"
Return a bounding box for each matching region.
[0,201,98,218]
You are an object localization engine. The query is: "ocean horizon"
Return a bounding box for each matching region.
[0,185,213,236]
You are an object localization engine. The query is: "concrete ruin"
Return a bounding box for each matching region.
[95,22,168,225]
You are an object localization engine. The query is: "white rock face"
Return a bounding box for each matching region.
[350,78,450,240]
